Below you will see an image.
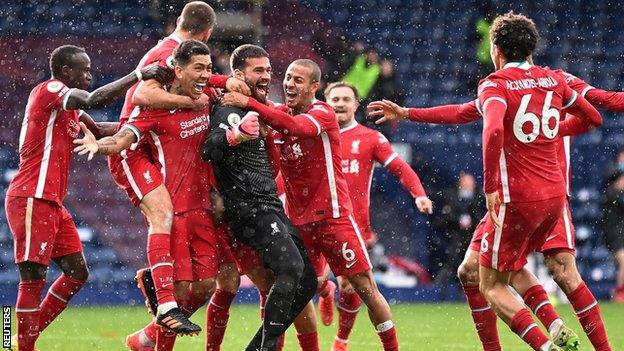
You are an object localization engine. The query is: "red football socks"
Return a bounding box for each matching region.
[377,321,399,351]
[567,283,612,351]
[38,274,85,332]
[336,290,361,342]
[16,279,45,351]
[522,285,561,331]
[461,284,501,351]
[147,233,176,305]
[206,289,236,351]
[509,309,551,351]
[297,331,319,351]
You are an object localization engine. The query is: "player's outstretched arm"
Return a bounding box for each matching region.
[221,92,320,137]
[64,64,170,111]
[368,99,482,125]
[73,122,137,160]
[563,91,603,128]
[585,88,624,113]
[79,111,118,139]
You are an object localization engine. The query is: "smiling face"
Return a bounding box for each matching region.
[326,86,359,128]
[175,54,212,99]
[283,63,319,112]
[234,56,271,103]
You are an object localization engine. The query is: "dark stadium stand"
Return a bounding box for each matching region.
[0,0,621,304]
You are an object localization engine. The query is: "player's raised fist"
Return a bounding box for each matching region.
[226,77,252,96]
[367,99,408,124]
[140,64,171,85]
[73,122,98,161]
[221,91,250,109]
[238,112,260,139]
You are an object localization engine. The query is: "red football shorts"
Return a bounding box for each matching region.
[215,223,260,274]
[297,215,371,277]
[6,196,82,266]
[470,199,576,257]
[170,208,220,281]
[479,196,565,272]
[108,150,163,206]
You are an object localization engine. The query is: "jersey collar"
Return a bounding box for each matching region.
[503,61,532,70]
[339,120,358,133]
[167,33,183,43]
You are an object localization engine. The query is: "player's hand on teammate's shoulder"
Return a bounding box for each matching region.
[226,77,251,96]
[205,87,222,102]
[415,196,433,214]
[367,99,409,124]
[221,91,250,109]
[72,122,98,161]
[485,192,501,228]
[140,64,172,85]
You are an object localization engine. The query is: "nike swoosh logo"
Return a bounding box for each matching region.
[545,235,556,241]
[162,283,173,288]
[346,260,358,269]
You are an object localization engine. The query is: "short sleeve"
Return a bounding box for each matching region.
[477,78,507,115]
[37,80,72,110]
[561,71,593,98]
[125,110,158,140]
[303,102,335,134]
[373,132,398,166]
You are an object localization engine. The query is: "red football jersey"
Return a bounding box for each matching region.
[478,62,576,203]
[272,100,353,225]
[339,122,397,231]
[125,107,212,213]
[7,79,82,204]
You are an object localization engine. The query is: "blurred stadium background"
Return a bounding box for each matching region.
[0,0,623,311]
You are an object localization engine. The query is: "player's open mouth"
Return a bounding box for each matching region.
[285,89,297,100]
[193,82,206,93]
[256,82,269,96]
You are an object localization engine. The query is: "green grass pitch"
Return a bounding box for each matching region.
[19,302,624,350]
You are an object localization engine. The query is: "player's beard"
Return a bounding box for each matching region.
[246,77,269,104]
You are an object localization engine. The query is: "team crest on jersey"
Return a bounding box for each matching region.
[143,170,153,184]
[351,140,361,154]
[270,222,280,234]
[227,113,241,127]
[39,242,48,256]
[291,143,303,157]
[47,81,64,93]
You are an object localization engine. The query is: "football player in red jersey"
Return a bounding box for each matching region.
[74,40,221,350]
[371,13,605,351]
[104,4,250,347]
[222,59,400,351]
[320,81,432,351]
[5,44,168,351]
[369,66,618,351]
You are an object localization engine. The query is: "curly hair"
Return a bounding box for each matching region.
[490,11,540,62]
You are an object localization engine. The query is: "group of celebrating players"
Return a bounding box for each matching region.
[5,1,621,350]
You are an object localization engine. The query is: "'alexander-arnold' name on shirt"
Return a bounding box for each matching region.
[506,77,558,91]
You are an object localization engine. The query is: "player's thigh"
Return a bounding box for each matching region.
[170,212,193,282]
[319,215,371,278]
[50,206,85,273]
[110,152,164,207]
[295,222,327,277]
[6,196,60,266]
[337,275,355,294]
[139,184,173,233]
[189,209,220,282]
[539,201,575,254]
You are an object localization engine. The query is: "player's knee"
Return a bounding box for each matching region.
[284,255,305,280]
[217,266,241,294]
[457,262,479,286]
[68,264,89,282]
[191,279,216,301]
[338,279,355,294]
[546,258,581,293]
